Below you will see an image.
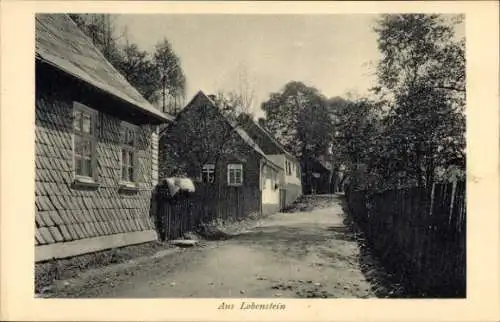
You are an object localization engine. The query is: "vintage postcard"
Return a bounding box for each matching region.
[0,1,499,321]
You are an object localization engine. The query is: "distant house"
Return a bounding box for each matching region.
[34,14,173,262]
[238,114,302,209]
[159,91,283,216]
[301,156,332,195]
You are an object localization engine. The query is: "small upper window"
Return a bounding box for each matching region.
[201,164,215,183]
[73,102,98,180]
[227,163,243,186]
[121,122,137,183]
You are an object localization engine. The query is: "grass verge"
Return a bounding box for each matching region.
[35,240,173,294]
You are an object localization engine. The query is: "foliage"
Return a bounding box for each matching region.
[69,14,186,110]
[374,14,465,97]
[153,39,187,113]
[332,14,466,190]
[260,81,333,158]
[369,14,466,188]
[115,43,162,102]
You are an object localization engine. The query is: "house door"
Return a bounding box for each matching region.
[262,177,279,214]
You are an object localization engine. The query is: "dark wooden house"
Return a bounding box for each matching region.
[301,156,332,195]
[34,14,173,262]
[159,91,283,217]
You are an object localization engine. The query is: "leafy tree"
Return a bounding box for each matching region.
[375,14,465,98]
[115,43,161,103]
[260,81,333,158]
[330,98,385,189]
[70,15,187,111]
[370,14,466,187]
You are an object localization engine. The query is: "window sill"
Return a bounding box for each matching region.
[72,177,99,189]
[228,183,243,187]
[119,181,139,192]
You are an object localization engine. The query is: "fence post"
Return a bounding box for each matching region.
[428,182,435,217]
[448,180,457,224]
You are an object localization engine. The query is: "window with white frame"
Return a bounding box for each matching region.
[120,122,138,183]
[227,163,243,186]
[201,164,215,183]
[73,102,98,180]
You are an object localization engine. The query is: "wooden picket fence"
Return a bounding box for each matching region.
[153,182,261,240]
[346,181,466,297]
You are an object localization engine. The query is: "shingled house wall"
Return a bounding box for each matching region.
[35,76,158,262]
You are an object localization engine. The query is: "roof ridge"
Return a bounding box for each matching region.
[180,91,283,170]
[241,115,298,161]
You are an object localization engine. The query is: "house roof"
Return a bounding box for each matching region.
[184,91,283,170]
[238,115,298,162]
[303,156,331,173]
[35,14,173,123]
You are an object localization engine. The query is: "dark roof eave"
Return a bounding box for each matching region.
[245,120,298,162]
[36,56,174,124]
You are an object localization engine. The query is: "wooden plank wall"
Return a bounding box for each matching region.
[346,181,466,297]
[155,183,262,240]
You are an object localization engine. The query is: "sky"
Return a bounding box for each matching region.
[113,14,383,117]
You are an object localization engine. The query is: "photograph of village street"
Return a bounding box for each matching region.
[34,13,465,299]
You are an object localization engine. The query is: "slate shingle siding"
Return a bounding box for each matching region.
[35,83,156,247]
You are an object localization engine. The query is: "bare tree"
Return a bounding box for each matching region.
[216,63,257,119]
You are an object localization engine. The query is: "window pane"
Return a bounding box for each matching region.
[81,156,88,177]
[82,114,91,133]
[74,135,82,155]
[128,129,135,146]
[128,166,134,182]
[122,149,128,167]
[82,140,91,157]
[73,111,82,131]
[121,165,127,180]
[85,158,92,177]
[121,128,127,145]
[129,151,134,167]
[75,156,82,175]
[229,170,235,184]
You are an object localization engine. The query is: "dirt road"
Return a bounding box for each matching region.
[49,195,377,298]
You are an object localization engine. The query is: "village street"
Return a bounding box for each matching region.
[47,195,381,298]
